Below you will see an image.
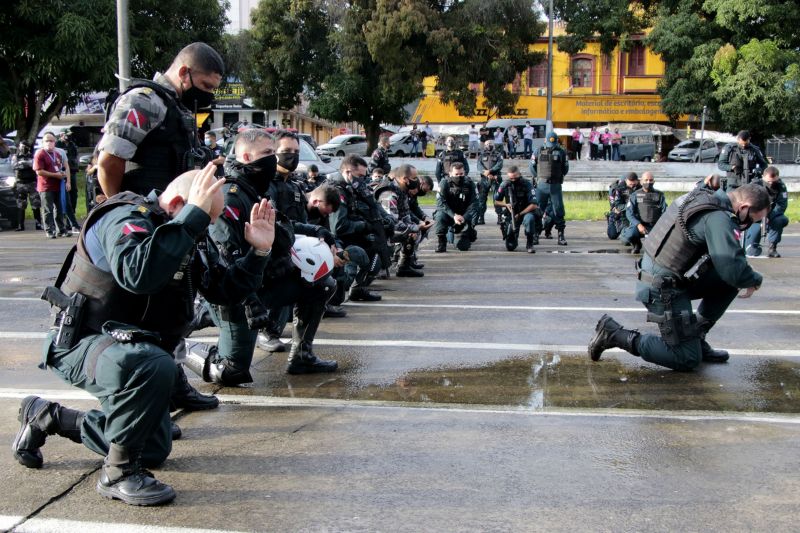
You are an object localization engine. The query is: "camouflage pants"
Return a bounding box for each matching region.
[14,182,41,210]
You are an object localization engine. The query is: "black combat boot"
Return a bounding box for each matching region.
[396,243,424,277]
[13,396,84,469]
[33,208,43,231]
[185,298,214,335]
[15,211,25,231]
[96,444,176,506]
[257,331,288,352]
[526,233,535,254]
[397,266,424,277]
[348,286,382,301]
[286,302,337,374]
[768,243,781,258]
[183,341,253,386]
[588,314,640,361]
[170,364,219,411]
[696,316,729,363]
[557,230,568,246]
[435,234,447,253]
[323,304,348,318]
[544,218,554,239]
[632,241,642,254]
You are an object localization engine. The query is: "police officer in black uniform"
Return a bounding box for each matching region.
[258,130,339,352]
[589,183,770,371]
[11,140,43,231]
[97,42,223,197]
[96,42,224,411]
[530,131,569,245]
[717,130,768,190]
[746,165,789,258]
[369,135,392,175]
[620,171,667,254]
[606,172,640,240]
[494,165,539,253]
[435,136,470,183]
[374,163,424,277]
[476,140,503,225]
[185,129,338,384]
[13,166,273,505]
[434,162,477,253]
[329,155,394,301]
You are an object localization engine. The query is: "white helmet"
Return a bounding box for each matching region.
[290,236,334,283]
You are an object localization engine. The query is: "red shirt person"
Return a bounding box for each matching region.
[33,132,68,237]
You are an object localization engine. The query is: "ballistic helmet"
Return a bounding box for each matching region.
[290,236,334,283]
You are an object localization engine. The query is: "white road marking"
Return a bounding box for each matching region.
[2,297,799,316]
[0,389,798,427]
[0,333,796,357]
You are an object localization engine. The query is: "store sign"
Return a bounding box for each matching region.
[213,83,246,109]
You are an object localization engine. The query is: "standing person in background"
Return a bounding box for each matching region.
[204,131,225,177]
[571,127,584,160]
[611,128,622,161]
[531,131,569,246]
[56,132,80,226]
[507,126,519,159]
[467,124,480,159]
[589,126,600,160]
[409,125,420,158]
[601,128,612,160]
[11,141,43,231]
[493,128,505,157]
[522,121,535,160]
[423,122,434,157]
[33,132,67,239]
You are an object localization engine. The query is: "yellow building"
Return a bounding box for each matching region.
[409,26,678,127]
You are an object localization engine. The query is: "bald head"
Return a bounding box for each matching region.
[160,169,225,223]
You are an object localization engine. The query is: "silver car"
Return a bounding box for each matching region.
[668,139,720,162]
[316,134,368,157]
[386,132,415,156]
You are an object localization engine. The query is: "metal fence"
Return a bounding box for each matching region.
[765,136,800,164]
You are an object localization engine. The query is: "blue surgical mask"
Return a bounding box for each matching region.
[204,139,212,147]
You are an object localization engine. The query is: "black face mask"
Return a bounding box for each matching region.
[450,175,463,185]
[642,183,652,191]
[181,71,215,110]
[233,154,277,192]
[416,189,427,197]
[406,179,419,191]
[277,152,299,173]
[736,206,754,231]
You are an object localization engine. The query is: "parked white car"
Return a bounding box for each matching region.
[316,135,368,157]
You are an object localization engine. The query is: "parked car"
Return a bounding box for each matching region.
[667,139,720,163]
[618,130,656,162]
[0,160,19,228]
[316,135,368,157]
[386,132,415,156]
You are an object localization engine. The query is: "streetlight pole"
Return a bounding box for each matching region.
[546,0,554,132]
[116,0,131,92]
[695,105,707,162]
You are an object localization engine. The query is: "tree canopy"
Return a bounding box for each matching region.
[245,0,545,148]
[0,0,228,143]
[552,0,800,137]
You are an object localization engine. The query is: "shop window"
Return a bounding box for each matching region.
[571,57,593,88]
[628,43,645,76]
[529,61,548,88]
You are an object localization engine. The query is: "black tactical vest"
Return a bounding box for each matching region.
[635,189,664,226]
[14,156,37,183]
[505,180,531,211]
[118,79,197,195]
[643,188,730,276]
[480,151,502,173]
[439,150,466,175]
[444,177,473,213]
[57,192,194,350]
[270,176,308,222]
[537,147,564,184]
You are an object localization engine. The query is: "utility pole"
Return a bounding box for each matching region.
[546,0,554,132]
[116,0,131,92]
[695,105,707,162]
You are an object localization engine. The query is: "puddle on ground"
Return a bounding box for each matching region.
[217,352,800,413]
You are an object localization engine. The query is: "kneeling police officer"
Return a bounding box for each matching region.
[620,171,667,254]
[493,165,538,253]
[13,165,273,505]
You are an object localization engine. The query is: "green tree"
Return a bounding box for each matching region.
[0,0,227,143]
[244,0,334,111]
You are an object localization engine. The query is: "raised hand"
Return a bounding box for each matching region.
[244,199,276,253]
[188,163,226,216]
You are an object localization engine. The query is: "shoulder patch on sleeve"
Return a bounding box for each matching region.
[230,185,238,193]
[122,222,149,236]
[137,205,149,214]
[223,206,240,221]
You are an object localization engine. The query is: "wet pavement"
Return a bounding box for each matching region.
[0,217,799,531]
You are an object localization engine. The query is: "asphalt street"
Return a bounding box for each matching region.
[1,214,799,532]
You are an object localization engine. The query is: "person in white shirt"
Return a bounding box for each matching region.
[522,121,535,159]
[467,124,480,159]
